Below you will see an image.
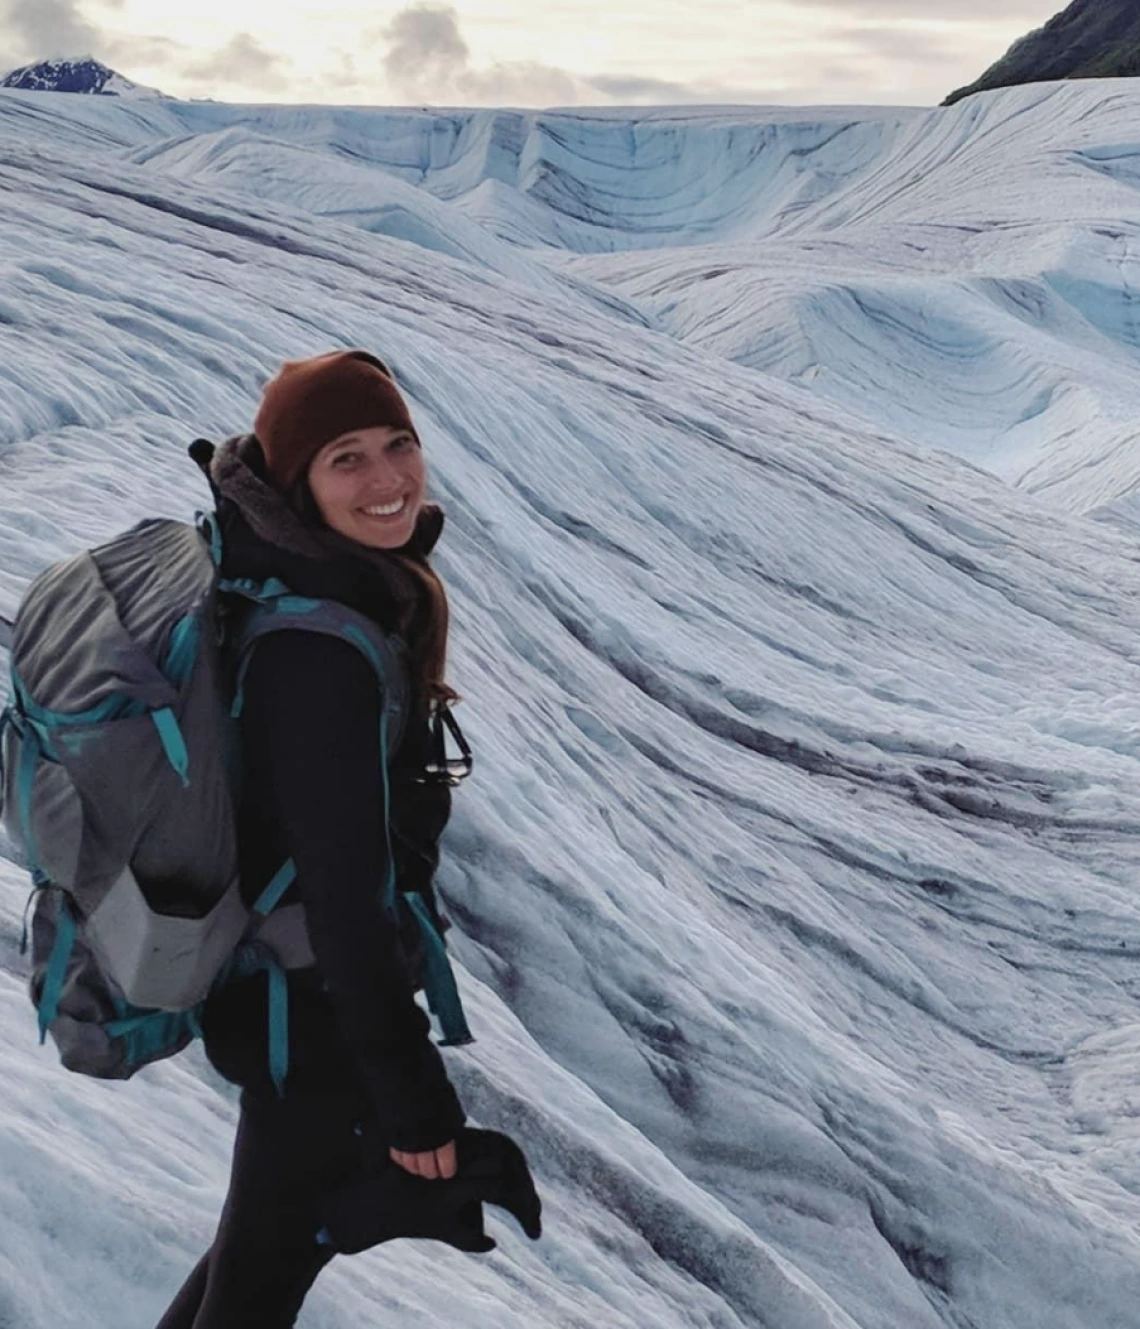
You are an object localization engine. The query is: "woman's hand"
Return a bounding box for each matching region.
[390,1140,457,1180]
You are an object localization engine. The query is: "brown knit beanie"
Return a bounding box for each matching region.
[254,349,418,490]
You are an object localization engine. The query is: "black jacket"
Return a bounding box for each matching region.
[200,457,466,1156]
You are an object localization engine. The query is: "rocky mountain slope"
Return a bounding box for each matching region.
[945,0,1140,104]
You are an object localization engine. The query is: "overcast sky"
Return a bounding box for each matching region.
[0,0,1064,108]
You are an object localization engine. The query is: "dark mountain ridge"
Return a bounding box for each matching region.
[945,0,1140,105]
[0,57,161,98]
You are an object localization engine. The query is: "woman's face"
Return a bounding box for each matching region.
[307,424,427,549]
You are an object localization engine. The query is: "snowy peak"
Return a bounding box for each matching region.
[0,57,164,99]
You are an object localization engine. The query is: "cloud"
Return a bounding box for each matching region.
[585,74,710,103]
[0,0,183,80]
[182,33,291,92]
[104,33,184,67]
[0,0,105,62]
[380,4,580,105]
[837,24,982,66]
[463,60,579,105]
[384,3,469,75]
[372,6,791,108]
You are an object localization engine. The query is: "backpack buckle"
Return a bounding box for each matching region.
[417,702,473,786]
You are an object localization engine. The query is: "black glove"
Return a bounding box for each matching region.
[316,1127,542,1255]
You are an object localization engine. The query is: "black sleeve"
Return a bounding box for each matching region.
[239,630,466,1153]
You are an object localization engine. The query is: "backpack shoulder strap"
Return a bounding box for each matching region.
[227,595,411,758]
[218,570,473,1049]
[224,589,412,908]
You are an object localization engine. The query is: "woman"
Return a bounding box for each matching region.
[158,351,539,1329]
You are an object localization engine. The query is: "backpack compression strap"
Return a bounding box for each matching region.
[217,858,299,1096]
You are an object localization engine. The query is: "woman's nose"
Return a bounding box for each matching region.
[361,454,402,489]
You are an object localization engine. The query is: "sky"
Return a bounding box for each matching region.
[0,0,1065,111]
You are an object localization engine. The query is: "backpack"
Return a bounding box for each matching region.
[0,509,472,1091]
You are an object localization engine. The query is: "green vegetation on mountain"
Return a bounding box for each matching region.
[945,0,1140,105]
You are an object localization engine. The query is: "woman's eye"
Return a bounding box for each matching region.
[390,435,415,452]
[332,451,360,467]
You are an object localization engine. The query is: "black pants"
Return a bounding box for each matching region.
[156,1086,378,1329]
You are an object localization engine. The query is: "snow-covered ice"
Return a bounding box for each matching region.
[3,79,1140,1328]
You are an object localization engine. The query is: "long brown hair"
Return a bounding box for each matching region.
[288,477,457,707]
[396,553,458,708]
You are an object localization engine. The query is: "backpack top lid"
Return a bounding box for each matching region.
[11,518,216,718]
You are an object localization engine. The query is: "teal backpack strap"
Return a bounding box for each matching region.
[264,960,289,1094]
[253,858,297,916]
[15,721,45,878]
[105,1006,203,1064]
[252,858,299,1093]
[37,889,78,1042]
[224,933,291,1098]
[151,708,191,787]
[216,859,298,1097]
[402,892,473,1046]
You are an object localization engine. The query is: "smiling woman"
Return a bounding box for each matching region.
[152,348,542,1327]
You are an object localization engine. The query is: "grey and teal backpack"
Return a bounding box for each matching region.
[0,507,472,1092]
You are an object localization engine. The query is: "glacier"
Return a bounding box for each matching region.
[2,78,1140,1329]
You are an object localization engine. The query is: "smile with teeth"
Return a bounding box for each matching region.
[360,497,407,518]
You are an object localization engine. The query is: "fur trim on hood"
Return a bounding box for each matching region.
[209,433,444,563]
